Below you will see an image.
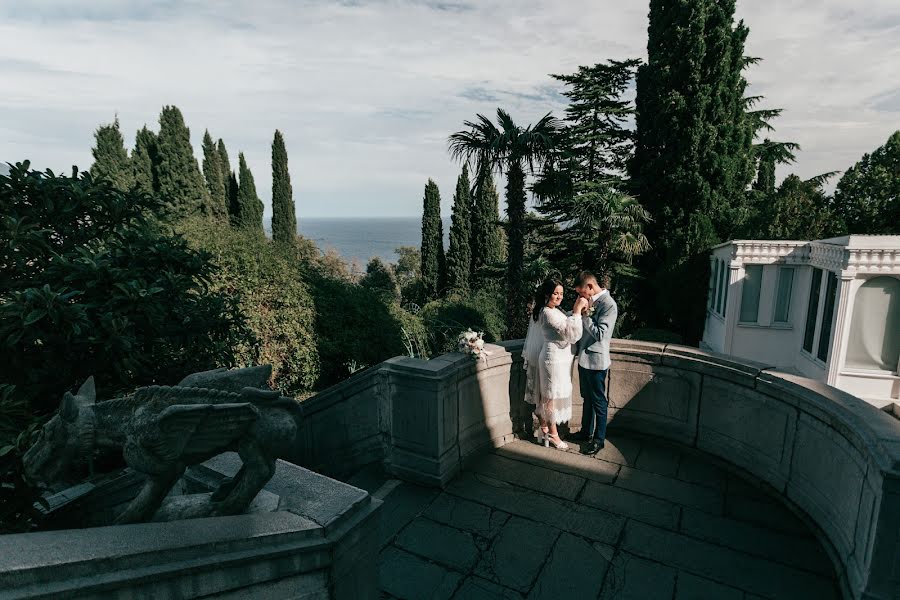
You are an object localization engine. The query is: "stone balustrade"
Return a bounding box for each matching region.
[1,340,897,599]
[293,339,900,600]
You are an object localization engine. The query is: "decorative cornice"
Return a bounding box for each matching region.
[720,240,900,275]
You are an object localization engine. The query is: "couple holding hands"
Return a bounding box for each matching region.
[522,271,617,455]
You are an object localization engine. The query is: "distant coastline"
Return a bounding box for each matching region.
[295,216,450,267]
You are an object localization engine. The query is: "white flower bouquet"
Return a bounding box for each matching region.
[457,329,488,360]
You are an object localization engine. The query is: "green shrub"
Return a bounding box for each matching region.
[420,289,505,355]
[0,162,247,414]
[305,269,403,385]
[179,220,319,395]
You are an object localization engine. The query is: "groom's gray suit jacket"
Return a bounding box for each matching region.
[577,291,618,371]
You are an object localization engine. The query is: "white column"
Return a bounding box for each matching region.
[724,266,743,355]
[826,274,854,386]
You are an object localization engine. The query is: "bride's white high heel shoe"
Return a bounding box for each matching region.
[546,433,569,450]
[537,427,550,447]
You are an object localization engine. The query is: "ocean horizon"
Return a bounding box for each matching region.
[296,216,450,268]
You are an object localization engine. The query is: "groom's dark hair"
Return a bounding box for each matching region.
[577,271,610,289]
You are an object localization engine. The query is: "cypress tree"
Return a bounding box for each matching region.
[155,105,209,218]
[90,117,132,191]
[420,179,446,300]
[630,0,755,342]
[271,130,297,245]
[217,139,231,176]
[227,172,240,226]
[446,164,472,293]
[470,164,504,281]
[132,126,158,196]
[201,130,227,219]
[236,152,264,232]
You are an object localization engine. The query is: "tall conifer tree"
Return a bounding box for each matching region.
[470,164,504,282]
[132,126,158,196]
[236,152,264,232]
[201,130,227,219]
[420,179,446,300]
[217,139,231,175]
[90,117,132,191]
[271,130,297,245]
[227,172,240,226]
[446,164,472,293]
[630,0,755,342]
[155,106,209,218]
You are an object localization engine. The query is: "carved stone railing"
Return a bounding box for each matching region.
[292,339,900,600]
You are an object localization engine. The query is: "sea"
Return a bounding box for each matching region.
[297,217,450,268]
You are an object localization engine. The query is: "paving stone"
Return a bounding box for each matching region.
[621,521,838,599]
[679,508,833,576]
[452,577,523,599]
[674,572,743,600]
[675,454,728,490]
[424,493,510,540]
[724,478,810,537]
[592,435,642,466]
[475,516,560,593]
[634,443,682,477]
[614,466,723,514]
[377,483,441,547]
[469,453,586,501]
[494,440,619,484]
[528,533,609,600]
[580,480,680,530]
[448,472,625,544]
[599,551,677,600]
[395,517,481,572]
[379,546,463,600]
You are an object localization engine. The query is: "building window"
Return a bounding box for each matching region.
[803,268,823,354]
[710,260,719,311]
[846,276,900,372]
[739,265,763,323]
[716,260,726,314]
[773,267,795,324]
[816,272,838,362]
[722,262,729,315]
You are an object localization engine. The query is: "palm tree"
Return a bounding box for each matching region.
[449,109,561,338]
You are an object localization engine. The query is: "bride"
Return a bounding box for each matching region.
[523,278,585,450]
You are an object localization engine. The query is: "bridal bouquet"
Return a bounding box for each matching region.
[457,329,487,360]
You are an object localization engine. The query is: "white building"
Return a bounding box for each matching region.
[701,236,900,410]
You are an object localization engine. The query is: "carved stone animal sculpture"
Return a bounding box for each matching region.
[24,366,302,524]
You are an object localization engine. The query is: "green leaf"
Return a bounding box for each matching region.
[22,310,45,325]
[0,446,14,458]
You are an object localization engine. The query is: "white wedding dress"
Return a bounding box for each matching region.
[523,307,583,424]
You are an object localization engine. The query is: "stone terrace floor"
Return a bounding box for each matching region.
[345,432,840,600]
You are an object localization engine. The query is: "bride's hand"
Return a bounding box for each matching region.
[572,297,588,315]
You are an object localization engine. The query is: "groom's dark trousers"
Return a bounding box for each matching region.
[579,365,609,442]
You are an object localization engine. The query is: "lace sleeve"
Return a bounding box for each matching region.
[544,308,582,343]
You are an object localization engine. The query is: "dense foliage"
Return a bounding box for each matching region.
[630,0,756,343]
[179,220,318,394]
[236,152,264,232]
[131,126,158,197]
[0,163,247,415]
[469,165,505,285]
[419,290,505,356]
[201,130,228,219]
[155,106,209,219]
[90,117,133,192]
[449,109,561,339]
[834,131,899,234]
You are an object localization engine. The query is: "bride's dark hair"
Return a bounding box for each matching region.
[532,278,564,321]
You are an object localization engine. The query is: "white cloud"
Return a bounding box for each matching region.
[0,0,897,217]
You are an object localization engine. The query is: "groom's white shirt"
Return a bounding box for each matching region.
[577,289,617,371]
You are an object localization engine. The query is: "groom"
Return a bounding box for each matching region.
[572,271,617,455]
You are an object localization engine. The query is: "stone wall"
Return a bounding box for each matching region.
[290,339,899,600]
[0,456,381,599]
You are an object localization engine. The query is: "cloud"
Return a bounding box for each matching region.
[0,0,897,217]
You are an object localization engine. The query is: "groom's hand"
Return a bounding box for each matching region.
[573,297,588,315]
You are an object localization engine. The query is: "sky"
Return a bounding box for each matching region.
[1,0,898,219]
